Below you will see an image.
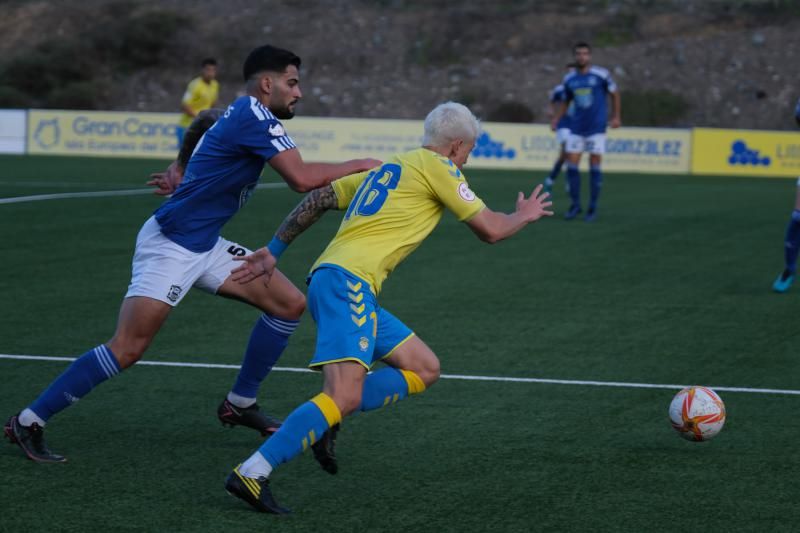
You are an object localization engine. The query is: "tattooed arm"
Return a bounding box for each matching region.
[229,185,341,285]
[230,169,369,284]
[267,166,368,255]
[273,185,340,245]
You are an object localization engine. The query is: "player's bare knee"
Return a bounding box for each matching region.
[265,288,305,321]
[411,343,441,387]
[282,290,306,320]
[107,338,147,369]
[418,356,441,387]
[331,390,361,417]
[428,359,442,386]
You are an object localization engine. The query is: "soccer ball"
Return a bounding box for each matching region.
[668,386,726,441]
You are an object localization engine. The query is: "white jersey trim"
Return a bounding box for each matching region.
[271,136,296,152]
[248,96,277,121]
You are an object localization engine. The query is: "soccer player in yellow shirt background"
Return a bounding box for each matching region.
[176,57,219,147]
[223,102,554,514]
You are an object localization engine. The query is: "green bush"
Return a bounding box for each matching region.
[486,101,535,123]
[594,13,638,47]
[89,7,190,70]
[0,3,190,108]
[0,86,31,108]
[45,81,101,110]
[730,0,800,17]
[622,90,690,127]
[1,41,93,97]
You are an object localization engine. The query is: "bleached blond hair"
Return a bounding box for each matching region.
[422,102,481,147]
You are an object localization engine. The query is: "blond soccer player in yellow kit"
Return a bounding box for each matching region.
[223,102,554,514]
[176,58,219,146]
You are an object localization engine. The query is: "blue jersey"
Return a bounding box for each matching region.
[795,98,800,121]
[549,84,573,130]
[562,66,617,136]
[155,95,297,252]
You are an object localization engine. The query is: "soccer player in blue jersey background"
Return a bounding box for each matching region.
[543,74,574,195]
[221,102,553,514]
[4,44,381,463]
[551,42,621,222]
[772,97,800,292]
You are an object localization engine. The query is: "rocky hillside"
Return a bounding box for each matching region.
[1,0,799,130]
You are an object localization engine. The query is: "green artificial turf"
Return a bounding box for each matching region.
[1,155,798,532]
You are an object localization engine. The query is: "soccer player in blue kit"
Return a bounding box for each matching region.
[221,102,554,514]
[4,44,380,463]
[551,42,621,222]
[543,79,573,195]
[772,97,800,292]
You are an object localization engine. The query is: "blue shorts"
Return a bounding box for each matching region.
[307,265,414,370]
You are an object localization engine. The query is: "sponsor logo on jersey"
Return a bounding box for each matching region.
[268,124,285,137]
[458,182,476,202]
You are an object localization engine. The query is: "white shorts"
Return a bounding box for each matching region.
[125,217,252,306]
[566,133,606,155]
[556,128,571,145]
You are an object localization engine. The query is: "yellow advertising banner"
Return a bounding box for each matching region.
[26,108,692,175]
[28,110,181,158]
[290,118,691,174]
[692,128,800,177]
[288,117,424,163]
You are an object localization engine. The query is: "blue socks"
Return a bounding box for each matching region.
[566,164,581,207]
[548,159,564,181]
[359,367,425,412]
[253,369,426,470]
[589,165,603,212]
[231,314,299,402]
[784,209,800,273]
[258,393,342,469]
[28,345,120,423]
[565,164,603,211]
[241,370,427,478]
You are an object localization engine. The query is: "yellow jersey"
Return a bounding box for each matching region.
[312,147,486,295]
[179,77,219,127]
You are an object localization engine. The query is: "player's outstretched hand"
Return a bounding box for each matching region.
[516,184,554,222]
[230,247,277,286]
[146,161,184,196]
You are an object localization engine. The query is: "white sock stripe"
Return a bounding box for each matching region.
[97,345,119,376]
[93,347,114,378]
[262,314,300,328]
[263,324,294,336]
[260,316,293,334]
[94,347,114,377]
[260,315,299,334]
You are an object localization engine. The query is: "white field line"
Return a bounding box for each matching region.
[0,182,287,205]
[0,181,114,188]
[2,353,799,396]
